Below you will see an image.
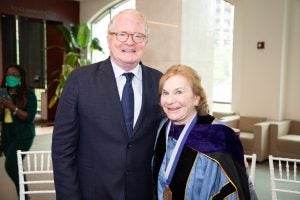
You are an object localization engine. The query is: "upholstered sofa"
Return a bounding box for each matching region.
[212,111,236,120]
[269,120,300,159]
[221,115,269,162]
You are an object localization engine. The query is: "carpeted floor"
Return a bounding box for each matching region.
[0,126,299,200]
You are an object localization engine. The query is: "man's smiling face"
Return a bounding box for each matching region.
[107,12,147,71]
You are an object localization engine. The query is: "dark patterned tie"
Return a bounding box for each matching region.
[121,73,134,137]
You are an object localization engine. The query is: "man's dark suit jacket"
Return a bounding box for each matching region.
[52,58,163,200]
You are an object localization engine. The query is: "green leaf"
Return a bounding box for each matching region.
[71,24,90,49]
[48,96,58,108]
[64,52,80,68]
[90,38,103,52]
[57,25,75,53]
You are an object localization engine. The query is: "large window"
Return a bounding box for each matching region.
[212,1,234,112]
[90,0,135,63]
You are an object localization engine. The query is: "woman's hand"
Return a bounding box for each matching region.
[1,97,15,111]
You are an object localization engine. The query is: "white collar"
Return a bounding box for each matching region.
[110,58,142,81]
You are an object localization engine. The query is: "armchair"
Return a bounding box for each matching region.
[212,111,236,120]
[269,120,300,159]
[221,115,269,162]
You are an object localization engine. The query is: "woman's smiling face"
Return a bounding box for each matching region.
[160,75,200,125]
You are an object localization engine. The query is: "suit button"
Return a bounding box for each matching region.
[125,169,130,175]
[127,143,132,148]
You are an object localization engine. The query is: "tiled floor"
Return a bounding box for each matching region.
[35,126,54,136]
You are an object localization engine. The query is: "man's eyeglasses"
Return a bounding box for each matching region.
[109,32,147,43]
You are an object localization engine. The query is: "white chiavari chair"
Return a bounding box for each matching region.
[17,150,55,200]
[269,155,300,200]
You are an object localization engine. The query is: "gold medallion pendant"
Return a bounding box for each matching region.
[163,186,172,200]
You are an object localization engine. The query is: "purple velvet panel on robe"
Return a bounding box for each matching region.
[169,123,245,166]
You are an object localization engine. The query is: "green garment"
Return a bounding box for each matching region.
[1,89,37,196]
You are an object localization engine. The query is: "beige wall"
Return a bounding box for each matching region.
[284,0,300,120]
[231,0,285,119]
[181,0,215,111]
[231,0,300,121]
[137,0,181,73]
[79,0,300,121]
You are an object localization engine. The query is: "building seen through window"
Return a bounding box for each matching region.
[212,1,234,112]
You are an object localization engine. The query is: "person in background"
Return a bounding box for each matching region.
[52,9,163,200]
[152,64,250,200]
[0,64,37,200]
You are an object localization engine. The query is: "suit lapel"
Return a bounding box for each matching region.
[99,59,128,136]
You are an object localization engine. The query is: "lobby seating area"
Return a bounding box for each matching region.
[215,113,300,162]
[269,120,300,159]
[221,115,269,162]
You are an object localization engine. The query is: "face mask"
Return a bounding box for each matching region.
[5,75,21,88]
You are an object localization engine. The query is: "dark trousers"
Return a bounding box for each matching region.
[3,137,34,196]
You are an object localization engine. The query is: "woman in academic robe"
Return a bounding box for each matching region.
[152,64,250,200]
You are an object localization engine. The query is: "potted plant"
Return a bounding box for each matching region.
[48,23,103,108]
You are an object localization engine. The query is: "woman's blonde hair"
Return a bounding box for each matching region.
[159,64,209,115]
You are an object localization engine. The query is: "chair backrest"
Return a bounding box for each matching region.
[212,111,236,120]
[269,155,300,200]
[289,120,300,135]
[244,154,257,184]
[239,116,267,132]
[17,150,55,200]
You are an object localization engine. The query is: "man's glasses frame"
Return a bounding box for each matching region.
[109,32,147,43]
